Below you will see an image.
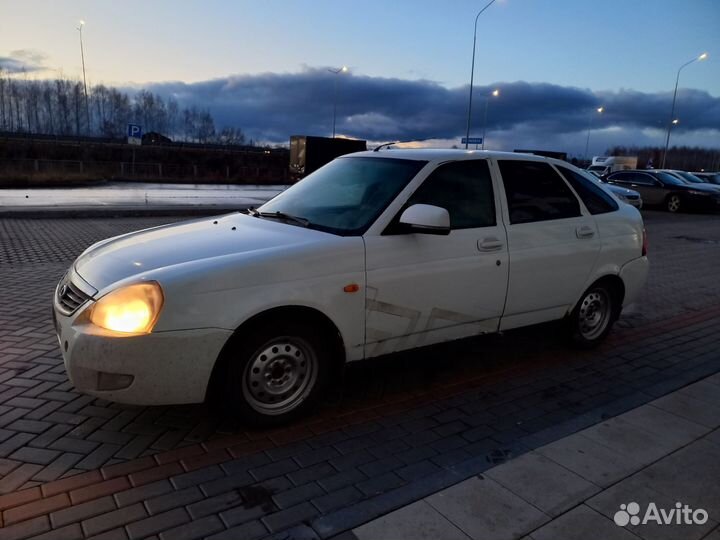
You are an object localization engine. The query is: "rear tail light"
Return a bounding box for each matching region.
[642,228,648,256]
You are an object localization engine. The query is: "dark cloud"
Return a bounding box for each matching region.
[143,68,720,150]
[0,49,47,73]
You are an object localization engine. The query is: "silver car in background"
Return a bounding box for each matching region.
[584,169,643,208]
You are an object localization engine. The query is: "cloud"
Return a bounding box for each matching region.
[0,49,47,74]
[141,68,720,152]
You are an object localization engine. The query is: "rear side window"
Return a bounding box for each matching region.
[556,166,619,215]
[631,173,655,185]
[498,160,581,224]
[608,172,629,182]
[405,160,496,229]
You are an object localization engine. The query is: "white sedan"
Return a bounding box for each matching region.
[53,150,648,424]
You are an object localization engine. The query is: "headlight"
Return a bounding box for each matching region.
[89,282,164,334]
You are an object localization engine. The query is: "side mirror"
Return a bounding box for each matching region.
[399,204,450,235]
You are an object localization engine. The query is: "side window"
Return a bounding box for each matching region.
[635,174,656,186]
[405,160,496,229]
[556,166,619,215]
[609,172,629,183]
[498,160,581,224]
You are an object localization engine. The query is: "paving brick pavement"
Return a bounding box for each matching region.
[0,211,719,539]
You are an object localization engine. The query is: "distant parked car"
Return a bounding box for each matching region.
[54,150,648,424]
[693,172,720,185]
[607,169,720,213]
[584,169,642,209]
[658,170,720,192]
[580,170,642,209]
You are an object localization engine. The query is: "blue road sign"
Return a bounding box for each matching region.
[127,124,142,138]
[461,137,483,145]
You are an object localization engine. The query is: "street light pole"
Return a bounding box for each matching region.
[328,66,348,138]
[481,89,499,150]
[464,0,498,149]
[661,53,708,169]
[584,107,604,162]
[77,20,90,134]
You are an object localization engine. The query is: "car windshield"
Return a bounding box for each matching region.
[656,172,685,185]
[258,156,427,236]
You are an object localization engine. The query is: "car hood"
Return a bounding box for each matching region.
[74,213,332,292]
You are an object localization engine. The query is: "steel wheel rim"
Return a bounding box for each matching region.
[578,289,611,340]
[242,337,317,415]
[668,196,680,212]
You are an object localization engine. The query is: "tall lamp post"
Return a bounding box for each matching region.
[481,89,499,150]
[77,20,90,134]
[584,106,604,162]
[464,0,498,149]
[328,66,348,138]
[661,52,708,168]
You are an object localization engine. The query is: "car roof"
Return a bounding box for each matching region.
[345,148,558,164]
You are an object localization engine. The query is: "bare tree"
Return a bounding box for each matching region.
[0,73,246,145]
[0,69,6,130]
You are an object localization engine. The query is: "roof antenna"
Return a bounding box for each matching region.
[374,142,398,152]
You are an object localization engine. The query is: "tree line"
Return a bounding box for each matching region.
[0,70,248,145]
[607,145,720,171]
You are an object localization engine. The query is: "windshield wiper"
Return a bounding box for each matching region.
[247,208,309,227]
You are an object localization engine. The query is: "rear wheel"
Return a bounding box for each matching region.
[222,321,329,426]
[666,194,682,213]
[568,282,620,348]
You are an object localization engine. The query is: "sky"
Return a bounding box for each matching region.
[1,0,719,153]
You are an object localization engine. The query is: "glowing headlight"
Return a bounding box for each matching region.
[89,282,164,334]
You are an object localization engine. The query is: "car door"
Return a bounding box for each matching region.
[363,159,508,357]
[627,173,664,205]
[612,172,663,205]
[495,159,601,330]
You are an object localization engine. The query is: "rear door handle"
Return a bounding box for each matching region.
[576,226,595,239]
[477,237,504,251]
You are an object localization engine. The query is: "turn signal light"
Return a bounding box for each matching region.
[343,284,360,293]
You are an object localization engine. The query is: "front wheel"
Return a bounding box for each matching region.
[222,321,329,426]
[666,194,682,213]
[568,283,619,348]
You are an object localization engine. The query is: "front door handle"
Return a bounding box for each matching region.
[576,225,595,239]
[478,237,504,251]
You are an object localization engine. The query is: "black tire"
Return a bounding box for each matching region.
[568,282,620,349]
[221,320,330,426]
[666,194,682,213]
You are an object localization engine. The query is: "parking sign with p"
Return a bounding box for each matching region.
[127,124,142,145]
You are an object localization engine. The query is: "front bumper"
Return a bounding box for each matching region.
[53,285,232,406]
